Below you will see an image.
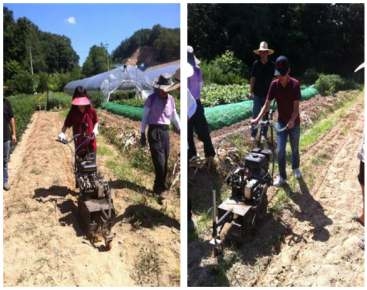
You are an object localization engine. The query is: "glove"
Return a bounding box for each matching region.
[140,132,147,147]
[58,132,66,142]
[93,123,99,136]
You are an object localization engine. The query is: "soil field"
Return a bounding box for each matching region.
[4,110,180,287]
[188,90,364,286]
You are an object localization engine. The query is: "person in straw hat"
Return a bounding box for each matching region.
[140,74,180,202]
[187,45,216,167]
[58,86,99,156]
[250,41,275,142]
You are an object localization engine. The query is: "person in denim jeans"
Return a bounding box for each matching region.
[3,98,17,191]
[249,41,275,142]
[251,56,301,186]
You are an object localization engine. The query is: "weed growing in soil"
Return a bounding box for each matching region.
[269,189,291,215]
[97,145,113,156]
[131,246,162,286]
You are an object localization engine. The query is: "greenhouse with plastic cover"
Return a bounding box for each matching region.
[64,60,180,102]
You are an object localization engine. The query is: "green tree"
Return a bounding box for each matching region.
[82,45,109,76]
[112,25,180,64]
[188,3,364,79]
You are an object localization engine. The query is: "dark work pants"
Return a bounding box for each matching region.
[148,125,170,194]
[188,99,215,159]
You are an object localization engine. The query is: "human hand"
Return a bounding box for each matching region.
[93,124,99,136]
[287,120,295,129]
[250,118,259,126]
[58,132,66,142]
[11,134,17,144]
[247,93,254,100]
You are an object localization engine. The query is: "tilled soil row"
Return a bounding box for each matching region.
[4,111,180,287]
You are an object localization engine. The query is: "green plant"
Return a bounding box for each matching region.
[88,91,105,108]
[303,68,319,85]
[201,51,248,85]
[314,74,345,95]
[46,92,71,110]
[201,84,249,107]
[7,94,41,141]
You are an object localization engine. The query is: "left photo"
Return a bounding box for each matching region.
[3,3,180,287]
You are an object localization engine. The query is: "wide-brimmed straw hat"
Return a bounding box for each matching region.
[154,74,179,93]
[253,41,274,55]
[72,96,90,106]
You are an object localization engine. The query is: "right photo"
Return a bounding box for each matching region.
[187,3,364,287]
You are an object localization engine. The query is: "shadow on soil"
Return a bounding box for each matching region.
[109,179,152,196]
[188,167,224,214]
[33,185,77,200]
[283,176,332,241]
[114,204,180,230]
[188,212,295,287]
[33,186,83,237]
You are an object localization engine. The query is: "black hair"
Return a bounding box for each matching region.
[73,86,88,99]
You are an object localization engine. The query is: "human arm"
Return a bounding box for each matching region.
[171,110,180,134]
[287,100,300,129]
[287,82,301,129]
[92,109,99,136]
[249,77,256,98]
[58,109,72,141]
[188,90,197,119]
[10,117,17,144]
[251,98,271,125]
[140,106,150,146]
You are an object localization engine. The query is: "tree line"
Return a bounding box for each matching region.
[4,7,180,95]
[112,24,180,65]
[188,4,364,79]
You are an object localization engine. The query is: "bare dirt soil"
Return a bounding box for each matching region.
[4,111,180,287]
[188,90,364,286]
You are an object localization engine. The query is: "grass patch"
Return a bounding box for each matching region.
[97,145,113,156]
[300,93,359,151]
[269,188,291,215]
[195,209,213,236]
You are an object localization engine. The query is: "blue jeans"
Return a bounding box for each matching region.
[276,122,300,179]
[3,140,11,184]
[251,95,268,138]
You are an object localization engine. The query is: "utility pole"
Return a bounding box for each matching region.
[29,46,34,75]
[102,42,110,71]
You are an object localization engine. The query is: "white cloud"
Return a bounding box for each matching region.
[66,16,76,25]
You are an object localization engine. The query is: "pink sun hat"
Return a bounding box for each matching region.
[72,96,91,106]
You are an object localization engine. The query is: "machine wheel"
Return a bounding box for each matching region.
[256,191,268,223]
[219,222,232,243]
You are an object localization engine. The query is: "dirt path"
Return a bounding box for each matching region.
[254,94,364,286]
[4,111,179,286]
[188,91,364,286]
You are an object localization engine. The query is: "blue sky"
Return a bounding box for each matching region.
[5,3,180,65]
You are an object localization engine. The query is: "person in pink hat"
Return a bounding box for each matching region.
[58,86,99,156]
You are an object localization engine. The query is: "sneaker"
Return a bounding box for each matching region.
[293,168,302,179]
[3,182,10,191]
[273,176,286,187]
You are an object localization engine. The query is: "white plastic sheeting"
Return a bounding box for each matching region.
[64,60,179,101]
